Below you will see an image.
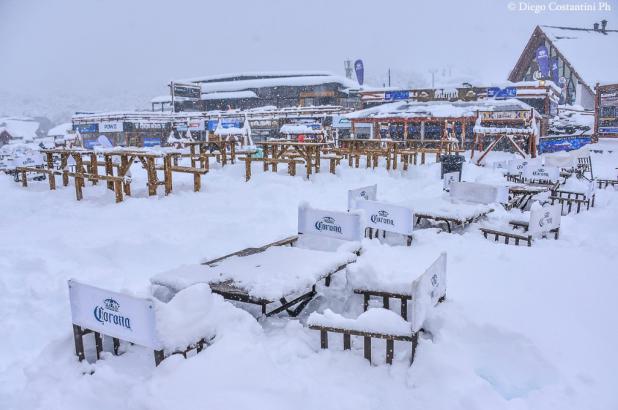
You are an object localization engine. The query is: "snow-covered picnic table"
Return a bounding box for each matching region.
[151,236,360,317]
[404,196,494,232]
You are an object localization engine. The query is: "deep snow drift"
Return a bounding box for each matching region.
[1,150,617,410]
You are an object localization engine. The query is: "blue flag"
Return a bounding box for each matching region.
[536,45,550,79]
[354,59,364,86]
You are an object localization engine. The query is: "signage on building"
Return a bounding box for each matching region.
[535,45,550,78]
[74,123,98,133]
[487,87,517,99]
[384,91,410,101]
[98,121,124,133]
[207,119,242,131]
[143,137,161,147]
[480,110,531,120]
[172,82,201,99]
[135,122,168,130]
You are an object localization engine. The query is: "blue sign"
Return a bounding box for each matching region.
[143,137,161,147]
[487,87,517,99]
[539,136,591,153]
[83,139,98,149]
[74,123,98,133]
[354,59,364,86]
[384,91,410,101]
[599,127,618,134]
[207,119,243,131]
[536,45,550,78]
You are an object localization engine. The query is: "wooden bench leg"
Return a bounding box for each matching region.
[364,336,372,363]
[193,173,201,192]
[72,325,85,362]
[21,170,27,187]
[386,339,394,364]
[245,158,251,181]
[289,161,296,177]
[363,293,370,311]
[401,298,408,320]
[48,172,56,190]
[343,334,351,350]
[75,177,83,201]
[330,158,336,174]
[320,329,328,349]
[114,180,123,203]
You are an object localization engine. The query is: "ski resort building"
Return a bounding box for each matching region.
[151,71,361,112]
[508,21,618,110]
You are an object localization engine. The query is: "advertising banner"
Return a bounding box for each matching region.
[354,200,414,236]
[298,206,362,241]
[68,280,162,349]
[411,253,447,332]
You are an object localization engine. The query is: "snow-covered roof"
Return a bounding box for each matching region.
[280,124,323,134]
[179,71,340,83]
[201,91,258,100]
[193,73,358,94]
[346,99,535,120]
[151,95,194,103]
[47,122,72,137]
[0,117,40,141]
[540,25,618,86]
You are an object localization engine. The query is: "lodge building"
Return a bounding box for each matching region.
[152,72,361,112]
[508,21,617,110]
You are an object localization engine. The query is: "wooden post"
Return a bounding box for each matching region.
[146,157,157,196]
[289,160,296,177]
[89,153,99,185]
[105,155,113,190]
[48,170,56,190]
[61,154,69,187]
[20,170,27,187]
[329,158,336,174]
[164,156,173,195]
[121,155,131,195]
[401,298,408,320]
[74,154,84,201]
[193,172,201,192]
[94,332,103,360]
[154,350,165,366]
[114,180,123,203]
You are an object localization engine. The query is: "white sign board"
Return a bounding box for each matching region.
[347,184,377,210]
[99,121,124,133]
[68,280,162,349]
[443,172,459,191]
[354,200,414,236]
[298,206,361,241]
[411,253,447,332]
[523,165,560,182]
[449,182,509,204]
[529,204,561,237]
[508,158,541,175]
[15,153,44,167]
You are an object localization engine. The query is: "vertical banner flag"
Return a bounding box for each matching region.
[354,59,364,86]
[536,45,550,78]
[550,57,560,85]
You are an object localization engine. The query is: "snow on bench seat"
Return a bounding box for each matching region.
[307,308,411,338]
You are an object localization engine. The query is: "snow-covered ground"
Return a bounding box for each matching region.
[1,150,617,409]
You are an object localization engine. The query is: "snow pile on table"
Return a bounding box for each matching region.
[155,283,255,352]
[153,246,357,300]
[308,308,411,336]
[348,240,444,294]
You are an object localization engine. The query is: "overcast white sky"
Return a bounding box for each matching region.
[0,0,615,118]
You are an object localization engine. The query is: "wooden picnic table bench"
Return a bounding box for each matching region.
[480,227,532,246]
[241,156,305,181]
